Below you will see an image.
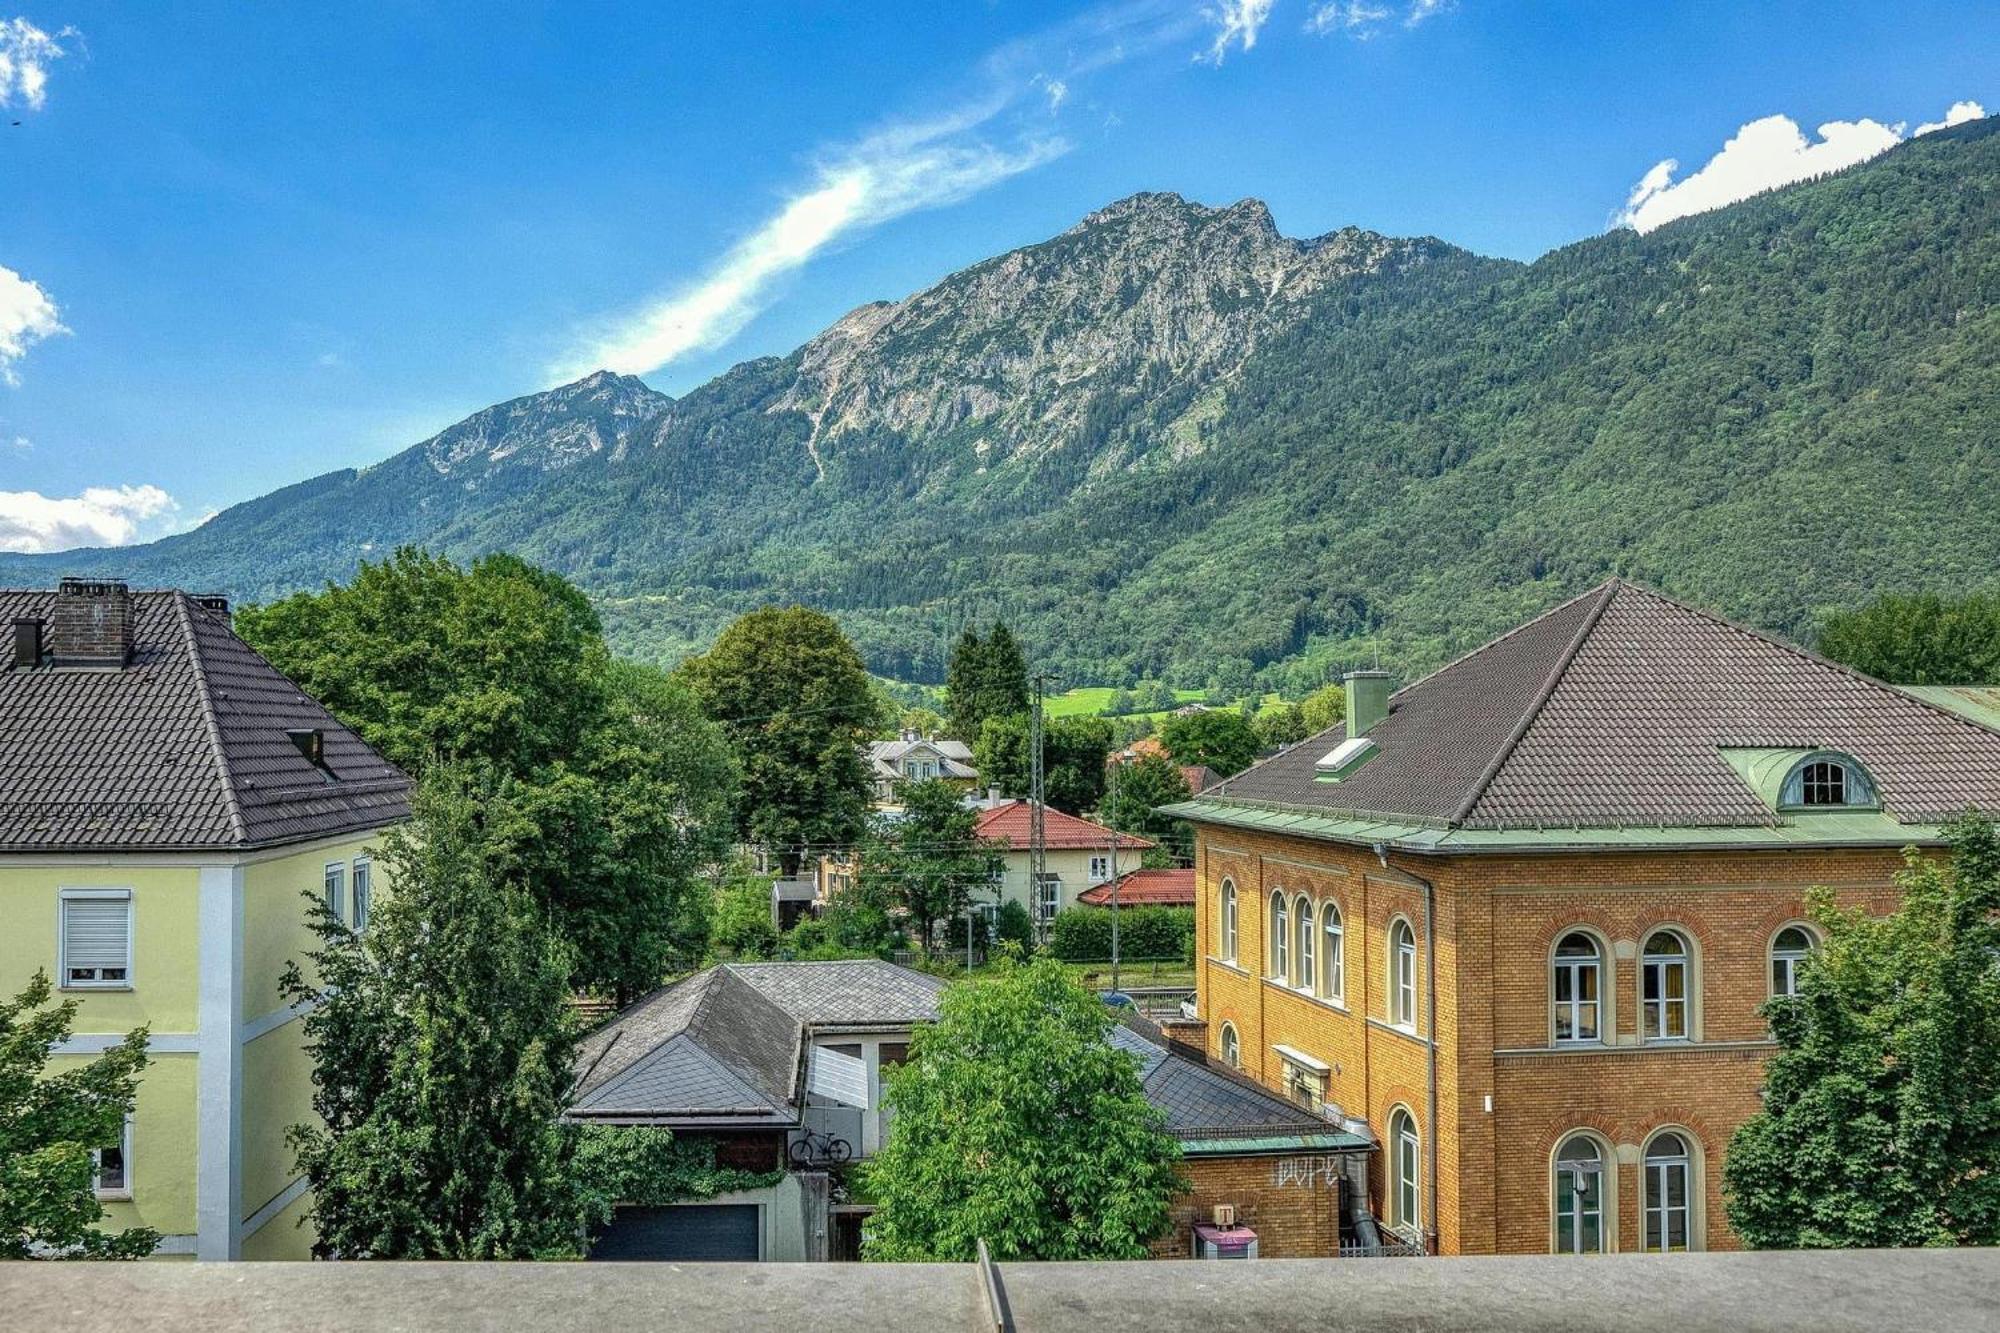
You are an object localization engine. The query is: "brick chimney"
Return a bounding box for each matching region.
[193,593,232,630]
[51,578,135,668]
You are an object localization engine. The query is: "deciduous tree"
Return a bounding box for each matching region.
[1817,592,2000,685]
[864,958,1182,1261]
[1159,708,1260,777]
[860,778,999,946]
[974,713,1113,814]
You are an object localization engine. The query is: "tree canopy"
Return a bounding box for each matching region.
[974,713,1113,815]
[860,778,999,946]
[0,973,155,1260]
[1159,708,1261,777]
[678,605,880,873]
[864,958,1182,1261]
[1722,816,2000,1248]
[1102,753,1193,862]
[1817,592,2000,685]
[943,621,1030,742]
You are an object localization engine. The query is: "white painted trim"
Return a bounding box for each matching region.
[56,886,134,990]
[0,829,399,870]
[195,864,244,1261]
[1272,1043,1330,1074]
[151,1233,199,1256]
[55,1032,198,1055]
[242,995,318,1044]
[238,1174,310,1242]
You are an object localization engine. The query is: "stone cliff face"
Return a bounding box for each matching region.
[422,370,671,477]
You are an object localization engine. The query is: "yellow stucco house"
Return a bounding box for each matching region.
[1,578,411,1260]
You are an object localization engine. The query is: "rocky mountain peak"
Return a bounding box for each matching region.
[423,370,672,476]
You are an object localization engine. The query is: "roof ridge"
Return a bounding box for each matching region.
[172,591,251,846]
[1611,580,2000,743]
[1449,580,1618,826]
[1390,578,1619,704]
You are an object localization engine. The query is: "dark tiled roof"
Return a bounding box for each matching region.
[0,589,411,851]
[727,960,945,1028]
[1111,1018,1344,1142]
[1207,580,2000,831]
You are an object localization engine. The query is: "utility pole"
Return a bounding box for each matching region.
[1108,750,1124,996]
[1028,671,1057,936]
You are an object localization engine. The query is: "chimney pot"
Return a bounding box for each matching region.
[51,578,135,668]
[1343,669,1391,739]
[193,593,232,629]
[11,618,42,670]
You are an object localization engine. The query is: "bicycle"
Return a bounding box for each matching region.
[788,1127,854,1167]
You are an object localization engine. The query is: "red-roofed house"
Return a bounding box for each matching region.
[1076,867,1195,908]
[972,799,1150,927]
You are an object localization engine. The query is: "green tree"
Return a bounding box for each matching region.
[1300,682,1346,735]
[711,866,780,961]
[678,606,881,873]
[1253,700,1307,749]
[973,713,1113,815]
[282,769,598,1258]
[0,973,155,1260]
[861,779,998,946]
[864,958,1182,1261]
[1159,709,1260,777]
[1817,592,2000,685]
[1722,816,2000,1248]
[943,622,1030,741]
[238,548,609,778]
[1103,754,1194,861]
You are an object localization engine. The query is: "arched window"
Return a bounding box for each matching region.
[1219,1021,1240,1069]
[1390,919,1418,1028]
[1780,753,1877,809]
[1641,930,1691,1041]
[1643,1132,1694,1252]
[1219,879,1238,963]
[1294,895,1315,991]
[1552,933,1602,1044]
[1771,925,1815,998]
[1388,1108,1421,1240]
[1321,903,1345,1002]
[1269,892,1288,980]
[1554,1135,1606,1255]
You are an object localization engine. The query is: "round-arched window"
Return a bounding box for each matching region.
[1554,1135,1605,1255]
[1219,1021,1240,1069]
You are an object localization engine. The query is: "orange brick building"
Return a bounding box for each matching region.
[1165,580,2000,1256]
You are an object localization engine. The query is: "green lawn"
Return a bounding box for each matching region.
[1043,686,1211,720]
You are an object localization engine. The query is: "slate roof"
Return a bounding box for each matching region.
[867,736,977,781]
[568,961,945,1123]
[1199,580,2000,836]
[974,799,1154,850]
[1112,1017,1366,1152]
[1077,867,1196,907]
[0,588,411,851]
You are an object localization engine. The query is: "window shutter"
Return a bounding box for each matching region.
[64,896,130,976]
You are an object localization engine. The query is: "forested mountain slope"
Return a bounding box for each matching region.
[8,117,1997,688]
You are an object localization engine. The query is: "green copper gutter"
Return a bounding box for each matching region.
[1177,1131,1371,1156]
[1159,798,1945,855]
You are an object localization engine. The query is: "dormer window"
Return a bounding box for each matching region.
[1778,753,1877,810]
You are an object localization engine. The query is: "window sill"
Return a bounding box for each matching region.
[61,984,134,993]
[1261,978,1351,1015]
[1365,1017,1431,1047]
[1205,956,1250,977]
[94,1190,132,1203]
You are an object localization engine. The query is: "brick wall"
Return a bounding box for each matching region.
[1150,1152,1349,1259]
[1192,823,1914,1256]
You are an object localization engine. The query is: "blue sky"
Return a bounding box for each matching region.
[0,1,1993,551]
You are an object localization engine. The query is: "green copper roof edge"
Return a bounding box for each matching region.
[1164,798,1946,855]
[1177,1132,1371,1156]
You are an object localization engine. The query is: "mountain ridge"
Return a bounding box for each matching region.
[7,119,1998,690]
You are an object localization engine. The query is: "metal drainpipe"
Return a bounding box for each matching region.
[1379,844,1440,1255]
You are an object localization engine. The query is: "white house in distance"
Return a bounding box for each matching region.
[970,799,1150,929]
[864,732,978,808]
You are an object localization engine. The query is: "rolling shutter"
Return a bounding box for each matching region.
[63,893,131,984]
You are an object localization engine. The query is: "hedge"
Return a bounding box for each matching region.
[1047,906,1195,963]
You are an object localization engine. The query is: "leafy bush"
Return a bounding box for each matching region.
[1048,906,1195,962]
[996,900,1036,954]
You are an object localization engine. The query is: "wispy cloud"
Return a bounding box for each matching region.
[554,111,1066,380]
[1199,0,1275,64]
[1306,0,1451,39]
[0,16,75,110]
[1914,99,1985,137]
[1617,100,1983,234]
[0,483,179,553]
[0,262,64,385]
[1034,74,1070,114]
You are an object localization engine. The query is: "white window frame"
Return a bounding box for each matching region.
[324,861,347,926]
[1088,855,1111,883]
[1552,932,1603,1045]
[1035,873,1062,924]
[93,1115,133,1200]
[1269,892,1289,980]
[1293,894,1315,992]
[1553,1133,1608,1256]
[1770,924,1814,999]
[1321,902,1344,1003]
[1220,878,1238,963]
[351,857,373,934]
[1641,930,1692,1042]
[58,888,134,990]
[1390,918,1417,1029]
[1643,1132,1695,1253]
[1389,1107,1421,1240]
[1219,1021,1240,1069]
[1275,1046,1328,1110]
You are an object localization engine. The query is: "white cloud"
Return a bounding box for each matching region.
[554,109,1067,379]
[1914,100,1985,137]
[8,434,28,455]
[0,262,64,384]
[1199,0,1274,64]
[1404,0,1451,26]
[0,484,179,553]
[1037,75,1070,114]
[1307,0,1453,39]
[0,16,74,110]
[1617,112,1908,233]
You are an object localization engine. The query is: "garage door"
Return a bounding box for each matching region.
[589,1204,760,1261]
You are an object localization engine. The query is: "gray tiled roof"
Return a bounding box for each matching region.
[726,960,946,1027]
[0,589,411,851]
[1111,1020,1336,1139]
[1209,580,2000,831]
